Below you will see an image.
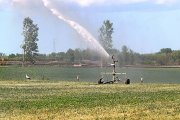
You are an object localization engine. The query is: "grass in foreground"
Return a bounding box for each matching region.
[0,80,179,120]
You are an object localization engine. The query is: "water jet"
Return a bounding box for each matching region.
[42,0,109,58]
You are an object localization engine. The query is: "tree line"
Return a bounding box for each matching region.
[1,17,180,66]
[1,47,180,66]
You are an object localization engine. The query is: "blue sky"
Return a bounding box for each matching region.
[0,0,180,55]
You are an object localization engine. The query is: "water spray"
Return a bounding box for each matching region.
[42,0,109,58]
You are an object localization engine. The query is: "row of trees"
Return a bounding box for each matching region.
[2,47,180,66]
[141,48,180,65]
[1,17,180,66]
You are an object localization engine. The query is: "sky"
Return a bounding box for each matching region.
[0,0,180,55]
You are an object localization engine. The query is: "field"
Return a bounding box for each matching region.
[0,66,180,83]
[0,80,179,120]
[0,67,180,119]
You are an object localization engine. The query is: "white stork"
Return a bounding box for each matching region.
[26,74,31,80]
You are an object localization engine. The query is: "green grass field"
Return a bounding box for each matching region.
[0,66,180,83]
[0,80,179,120]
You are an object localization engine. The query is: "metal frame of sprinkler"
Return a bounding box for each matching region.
[98,55,130,84]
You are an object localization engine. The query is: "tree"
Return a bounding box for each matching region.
[160,48,172,54]
[159,48,172,65]
[121,45,129,65]
[57,52,66,61]
[8,54,16,59]
[22,17,39,65]
[129,49,135,65]
[99,20,114,53]
[66,49,75,63]
[74,48,82,62]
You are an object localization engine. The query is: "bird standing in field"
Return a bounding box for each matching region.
[141,77,143,83]
[26,74,31,80]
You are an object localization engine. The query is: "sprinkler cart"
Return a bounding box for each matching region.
[98,55,130,84]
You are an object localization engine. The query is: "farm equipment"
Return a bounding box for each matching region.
[98,55,130,84]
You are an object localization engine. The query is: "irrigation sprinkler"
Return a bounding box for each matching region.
[98,55,130,84]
